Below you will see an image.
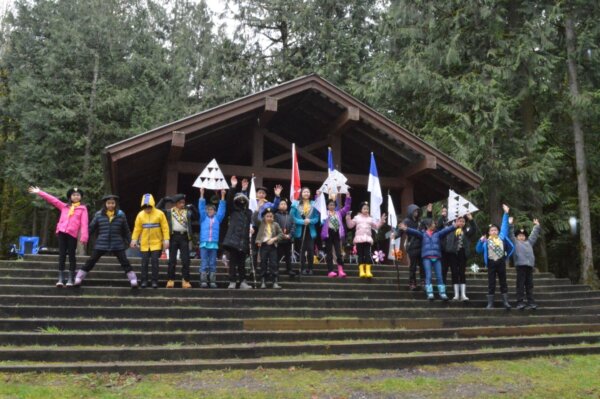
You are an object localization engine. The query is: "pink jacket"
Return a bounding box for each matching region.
[38,191,89,243]
[346,213,384,244]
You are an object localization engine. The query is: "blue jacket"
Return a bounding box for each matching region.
[405,225,456,259]
[199,199,226,244]
[89,209,131,251]
[475,212,515,265]
[290,200,320,239]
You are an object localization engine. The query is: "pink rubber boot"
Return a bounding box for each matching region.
[74,270,87,286]
[337,265,347,278]
[127,271,138,288]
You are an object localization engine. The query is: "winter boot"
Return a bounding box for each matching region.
[200,272,208,289]
[486,295,495,309]
[359,264,366,278]
[209,272,217,289]
[502,293,512,310]
[65,270,75,287]
[74,270,87,286]
[166,280,175,289]
[365,264,373,278]
[426,284,434,301]
[459,284,469,301]
[525,300,537,310]
[408,280,417,291]
[239,280,252,290]
[227,281,237,289]
[260,278,267,289]
[452,284,460,301]
[56,271,65,287]
[140,280,148,289]
[438,284,449,301]
[152,280,158,289]
[337,265,347,278]
[182,279,192,289]
[272,277,282,290]
[126,271,138,288]
[516,301,527,310]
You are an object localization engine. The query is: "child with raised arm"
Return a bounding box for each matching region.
[509,214,541,310]
[28,186,88,287]
[345,201,386,279]
[130,194,170,289]
[399,218,456,300]
[199,188,227,288]
[476,204,514,309]
[444,213,477,301]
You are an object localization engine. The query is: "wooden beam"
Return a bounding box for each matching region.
[168,131,186,161]
[258,97,278,128]
[178,162,406,189]
[263,139,329,167]
[262,129,328,169]
[400,180,415,218]
[329,106,359,137]
[402,155,437,179]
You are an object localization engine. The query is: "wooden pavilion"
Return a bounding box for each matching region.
[104,74,481,220]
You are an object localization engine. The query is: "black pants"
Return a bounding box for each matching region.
[325,229,344,272]
[441,251,451,285]
[83,249,132,274]
[226,249,247,283]
[259,244,278,281]
[168,233,190,280]
[57,232,78,272]
[487,258,508,294]
[356,242,371,264]
[408,250,424,284]
[296,234,314,271]
[278,241,293,272]
[447,249,467,284]
[141,250,161,283]
[516,265,534,303]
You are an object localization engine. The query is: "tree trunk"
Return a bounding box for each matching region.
[565,17,596,286]
[83,51,99,180]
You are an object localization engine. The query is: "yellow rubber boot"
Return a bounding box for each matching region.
[365,264,373,278]
[359,264,366,278]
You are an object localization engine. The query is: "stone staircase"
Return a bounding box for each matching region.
[0,254,598,373]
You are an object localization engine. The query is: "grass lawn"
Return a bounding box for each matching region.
[1,354,599,398]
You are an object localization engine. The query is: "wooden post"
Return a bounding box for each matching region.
[165,131,185,195]
[400,180,414,217]
[252,128,264,187]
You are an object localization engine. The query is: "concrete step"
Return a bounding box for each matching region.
[1,303,598,319]
[2,323,598,346]
[0,267,572,285]
[0,344,598,373]
[0,285,595,300]
[1,315,599,332]
[1,334,597,363]
[0,277,588,292]
[1,294,597,309]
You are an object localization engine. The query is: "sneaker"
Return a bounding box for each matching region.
[166,280,175,289]
[239,281,252,290]
[182,280,192,289]
[516,302,527,310]
[152,281,158,289]
[227,282,237,289]
[525,302,537,310]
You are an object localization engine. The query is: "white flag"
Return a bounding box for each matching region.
[387,194,400,259]
[368,153,383,221]
[315,191,328,222]
[249,177,258,213]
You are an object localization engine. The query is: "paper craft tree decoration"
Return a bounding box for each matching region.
[319,169,350,195]
[447,189,479,221]
[192,159,229,190]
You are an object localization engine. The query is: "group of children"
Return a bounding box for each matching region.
[28,183,541,309]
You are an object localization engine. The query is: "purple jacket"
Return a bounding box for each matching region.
[320,197,351,240]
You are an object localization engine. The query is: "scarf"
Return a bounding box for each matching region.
[265,222,272,239]
[328,212,339,231]
[69,202,80,217]
[302,201,311,217]
[172,208,188,228]
[488,235,505,258]
[455,228,463,236]
[106,210,115,222]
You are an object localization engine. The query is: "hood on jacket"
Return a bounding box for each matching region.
[140,193,156,209]
[407,204,421,220]
[234,192,249,210]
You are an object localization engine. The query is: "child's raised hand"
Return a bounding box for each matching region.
[28,186,40,194]
[241,179,249,191]
[502,204,510,213]
[533,218,540,226]
[466,213,473,220]
[508,216,514,225]
[200,187,205,198]
[399,222,408,231]
[480,235,487,241]
[221,189,227,199]
[274,184,283,196]
[381,212,387,221]
[230,175,238,187]
[316,189,322,196]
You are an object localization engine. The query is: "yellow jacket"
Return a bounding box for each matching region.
[131,194,170,251]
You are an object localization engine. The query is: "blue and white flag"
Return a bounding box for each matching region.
[328,147,334,176]
[367,152,383,221]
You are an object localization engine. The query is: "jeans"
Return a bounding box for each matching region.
[200,247,218,273]
[422,257,444,287]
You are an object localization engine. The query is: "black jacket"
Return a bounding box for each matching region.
[402,204,431,254]
[275,211,295,243]
[222,188,253,253]
[443,219,477,257]
[89,209,131,251]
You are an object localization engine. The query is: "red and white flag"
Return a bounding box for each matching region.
[290,143,301,201]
